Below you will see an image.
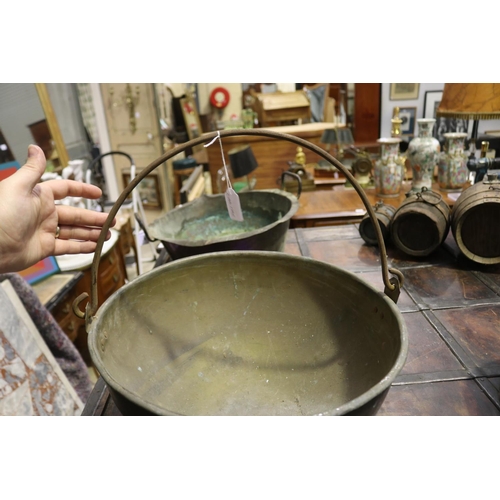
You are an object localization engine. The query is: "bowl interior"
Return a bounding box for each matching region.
[90,252,406,415]
[147,190,298,245]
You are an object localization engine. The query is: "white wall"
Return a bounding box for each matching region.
[380,83,500,139]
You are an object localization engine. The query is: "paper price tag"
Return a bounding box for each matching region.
[225,188,244,221]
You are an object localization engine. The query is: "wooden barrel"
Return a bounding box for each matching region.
[451,173,500,264]
[390,187,450,257]
[359,202,396,246]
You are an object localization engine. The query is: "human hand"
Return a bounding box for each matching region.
[0,144,114,273]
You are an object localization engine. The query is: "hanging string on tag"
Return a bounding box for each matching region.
[204,131,244,221]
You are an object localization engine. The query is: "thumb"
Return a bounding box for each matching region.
[15,144,47,193]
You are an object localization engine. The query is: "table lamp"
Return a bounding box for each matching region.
[437,83,500,154]
[228,144,258,191]
[320,128,354,160]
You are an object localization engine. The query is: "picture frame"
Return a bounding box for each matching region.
[180,95,204,153]
[0,160,20,181]
[398,106,417,137]
[423,90,443,119]
[390,83,420,101]
[423,90,469,144]
[17,256,60,285]
[122,172,162,209]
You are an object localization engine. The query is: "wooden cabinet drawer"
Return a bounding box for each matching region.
[58,313,83,342]
[52,297,74,324]
[99,263,126,299]
[99,247,120,274]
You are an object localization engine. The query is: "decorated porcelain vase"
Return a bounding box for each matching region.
[374,137,404,197]
[438,132,468,191]
[407,118,440,191]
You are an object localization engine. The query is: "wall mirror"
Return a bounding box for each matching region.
[0,83,70,173]
[151,83,382,145]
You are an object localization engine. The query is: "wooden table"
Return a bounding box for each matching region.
[82,225,500,416]
[291,181,458,228]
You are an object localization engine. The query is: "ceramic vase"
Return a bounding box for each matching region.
[407,118,440,191]
[374,138,403,197]
[438,132,468,191]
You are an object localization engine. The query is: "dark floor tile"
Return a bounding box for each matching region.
[285,230,298,245]
[433,304,500,376]
[283,242,301,256]
[299,225,361,242]
[473,264,500,295]
[476,263,500,277]
[285,229,308,256]
[355,270,418,312]
[402,266,500,309]
[377,379,500,416]
[476,377,500,409]
[387,244,456,269]
[444,230,500,274]
[398,312,464,376]
[489,377,500,392]
[305,238,383,272]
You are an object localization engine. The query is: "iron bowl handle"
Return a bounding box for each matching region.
[84,129,402,326]
[134,212,156,243]
[280,171,302,199]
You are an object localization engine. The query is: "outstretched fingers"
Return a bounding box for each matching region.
[56,204,115,229]
[53,239,101,256]
[45,178,103,201]
[57,225,111,243]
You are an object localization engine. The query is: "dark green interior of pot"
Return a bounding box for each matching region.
[147,191,296,244]
[90,252,405,416]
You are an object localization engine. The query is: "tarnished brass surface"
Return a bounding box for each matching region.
[146,189,299,260]
[88,251,408,416]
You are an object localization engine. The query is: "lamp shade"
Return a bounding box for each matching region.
[437,83,500,120]
[320,128,354,145]
[228,145,258,178]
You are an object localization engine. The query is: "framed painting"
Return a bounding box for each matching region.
[122,172,162,209]
[423,90,443,119]
[0,160,21,181]
[180,95,204,153]
[17,256,60,285]
[398,106,417,137]
[424,90,469,143]
[390,83,420,101]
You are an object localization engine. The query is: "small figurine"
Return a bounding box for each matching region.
[294,147,306,166]
[391,107,403,138]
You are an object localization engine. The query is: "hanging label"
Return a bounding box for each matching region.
[225,188,244,221]
[205,130,244,222]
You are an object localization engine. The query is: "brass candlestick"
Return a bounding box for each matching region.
[391,107,403,138]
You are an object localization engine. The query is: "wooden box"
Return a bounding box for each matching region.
[253,91,311,127]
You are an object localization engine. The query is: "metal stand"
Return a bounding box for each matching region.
[130,163,158,275]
